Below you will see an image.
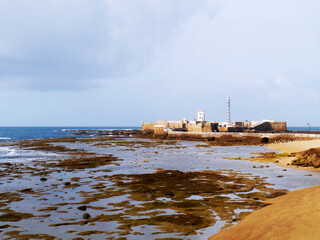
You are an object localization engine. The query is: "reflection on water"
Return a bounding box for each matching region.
[0,137,319,240]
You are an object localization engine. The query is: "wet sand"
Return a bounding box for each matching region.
[2,136,320,239]
[267,140,320,171]
[209,185,320,240]
[0,137,294,239]
[209,139,320,240]
[268,139,320,154]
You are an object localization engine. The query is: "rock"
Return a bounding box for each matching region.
[77,206,87,211]
[40,178,47,181]
[277,175,284,178]
[291,148,320,168]
[64,182,71,186]
[83,213,91,219]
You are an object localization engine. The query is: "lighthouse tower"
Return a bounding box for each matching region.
[197,110,205,122]
[227,96,232,126]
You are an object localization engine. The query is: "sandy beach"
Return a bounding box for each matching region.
[268,139,320,154]
[209,139,320,239]
[267,139,320,171]
[209,185,320,240]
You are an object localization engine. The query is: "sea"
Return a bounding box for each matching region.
[0,126,140,163]
[0,126,318,163]
[0,126,318,142]
[0,126,320,239]
[0,126,141,142]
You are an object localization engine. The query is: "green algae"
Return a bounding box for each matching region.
[0,211,34,222]
[4,231,55,240]
[0,136,290,238]
[45,170,287,236]
[77,230,105,236]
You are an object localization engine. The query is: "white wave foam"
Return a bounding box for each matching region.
[0,146,17,156]
[60,128,137,132]
[0,137,11,140]
[0,146,59,163]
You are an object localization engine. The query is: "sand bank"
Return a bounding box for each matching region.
[209,185,320,240]
[208,140,320,239]
[268,139,320,154]
[267,139,320,171]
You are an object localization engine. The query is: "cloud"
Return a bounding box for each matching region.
[0,0,216,91]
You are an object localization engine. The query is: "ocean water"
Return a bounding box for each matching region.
[0,126,318,142]
[1,136,320,239]
[0,127,140,163]
[288,126,320,131]
[0,126,140,142]
[0,127,320,239]
[0,126,317,164]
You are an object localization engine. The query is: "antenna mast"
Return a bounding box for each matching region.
[227,96,231,126]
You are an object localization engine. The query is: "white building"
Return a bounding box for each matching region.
[197,110,205,121]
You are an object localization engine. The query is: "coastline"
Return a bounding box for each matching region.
[209,185,320,240]
[267,139,320,172]
[208,139,320,240]
[2,131,320,239]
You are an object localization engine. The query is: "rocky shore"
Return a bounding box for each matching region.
[1,131,320,239]
[209,139,320,240]
[0,134,296,239]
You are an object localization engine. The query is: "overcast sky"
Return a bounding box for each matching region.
[0,0,320,126]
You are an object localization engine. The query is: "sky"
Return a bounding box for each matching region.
[0,0,320,126]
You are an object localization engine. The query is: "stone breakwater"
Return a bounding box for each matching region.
[68,129,320,146]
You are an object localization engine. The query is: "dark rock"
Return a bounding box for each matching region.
[64,182,71,186]
[77,206,87,211]
[83,213,91,219]
[40,178,47,181]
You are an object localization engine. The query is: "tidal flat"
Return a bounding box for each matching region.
[0,136,320,240]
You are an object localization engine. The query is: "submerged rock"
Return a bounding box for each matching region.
[77,206,87,211]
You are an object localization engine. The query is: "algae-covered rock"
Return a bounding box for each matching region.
[292,148,320,168]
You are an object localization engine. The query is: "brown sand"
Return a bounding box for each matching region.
[268,139,320,154]
[209,140,320,239]
[267,140,320,171]
[209,185,320,240]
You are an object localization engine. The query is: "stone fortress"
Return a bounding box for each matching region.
[142,110,287,136]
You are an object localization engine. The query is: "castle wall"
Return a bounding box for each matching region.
[187,123,203,132]
[142,122,155,132]
[154,125,167,137]
[253,121,287,132]
[167,121,183,129]
[187,122,213,132]
[202,122,214,132]
[142,119,287,134]
[271,122,287,132]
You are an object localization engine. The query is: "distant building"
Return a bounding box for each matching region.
[197,110,205,121]
[141,110,287,136]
